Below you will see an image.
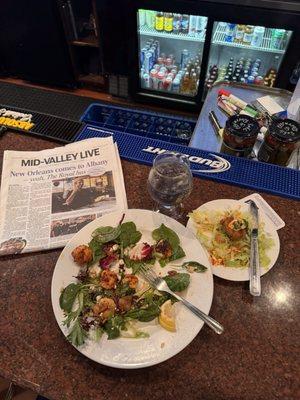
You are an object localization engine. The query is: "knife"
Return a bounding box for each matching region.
[246,200,261,296]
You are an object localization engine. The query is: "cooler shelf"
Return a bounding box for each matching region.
[212,25,286,53]
[138,26,205,42]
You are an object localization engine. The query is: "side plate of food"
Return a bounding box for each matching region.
[51,209,214,369]
[187,199,280,282]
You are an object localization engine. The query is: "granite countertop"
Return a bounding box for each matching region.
[0,132,299,400]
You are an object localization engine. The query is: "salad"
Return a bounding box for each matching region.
[189,206,274,269]
[59,218,207,347]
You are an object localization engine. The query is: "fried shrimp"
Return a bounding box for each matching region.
[123,274,139,289]
[100,270,118,289]
[71,245,93,266]
[92,297,116,320]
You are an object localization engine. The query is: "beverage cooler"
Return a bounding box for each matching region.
[96,0,300,111]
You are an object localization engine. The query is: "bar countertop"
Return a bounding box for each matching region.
[0,131,299,400]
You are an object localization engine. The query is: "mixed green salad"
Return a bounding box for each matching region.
[189,207,274,269]
[59,218,207,347]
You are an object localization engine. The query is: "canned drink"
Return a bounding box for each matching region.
[153,64,160,71]
[170,67,177,75]
[247,75,255,84]
[157,71,165,89]
[163,76,173,91]
[144,52,153,73]
[150,69,158,89]
[159,67,167,74]
[157,57,164,65]
[167,72,175,80]
[142,73,151,88]
[255,76,264,84]
[181,49,189,69]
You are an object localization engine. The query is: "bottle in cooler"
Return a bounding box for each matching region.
[190,72,198,95]
[144,51,152,73]
[195,16,205,37]
[180,72,191,93]
[142,73,151,88]
[172,76,181,93]
[188,15,197,36]
[243,25,254,45]
[225,23,236,42]
[154,40,160,57]
[234,25,245,43]
[181,14,189,34]
[173,14,181,33]
[150,69,159,89]
[146,10,155,28]
[155,11,164,31]
[251,26,265,47]
[140,47,147,68]
[138,10,146,26]
[247,75,255,84]
[180,49,189,69]
[271,29,285,49]
[164,13,173,32]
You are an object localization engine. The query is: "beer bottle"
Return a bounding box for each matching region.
[235,25,245,43]
[155,12,164,31]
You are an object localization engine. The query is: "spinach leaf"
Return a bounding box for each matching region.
[92,225,121,243]
[181,261,207,273]
[88,237,105,265]
[126,303,161,322]
[152,224,180,250]
[104,315,125,340]
[163,273,190,292]
[118,222,142,247]
[170,245,185,261]
[67,319,88,347]
[59,283,81,313]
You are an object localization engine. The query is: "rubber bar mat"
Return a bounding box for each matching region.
[1,104,83,143]
[75,125,300,200]
[0,81,94,120]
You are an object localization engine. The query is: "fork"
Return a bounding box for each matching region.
[139,265,224,335]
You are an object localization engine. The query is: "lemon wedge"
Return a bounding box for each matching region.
[159,300,176,332]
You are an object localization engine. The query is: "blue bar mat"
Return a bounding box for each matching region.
[74,125,300,201]
[80,103,197,146]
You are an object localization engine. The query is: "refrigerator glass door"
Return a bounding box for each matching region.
[137,9,208,98]
[204,21,293,97]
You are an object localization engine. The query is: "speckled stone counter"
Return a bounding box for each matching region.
[0,132,299,400]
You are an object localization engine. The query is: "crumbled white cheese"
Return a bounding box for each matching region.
[112,244,119,251]
[128,243,144,260]
[88,265,101,278]
[96,295,102,302]
[119,259,124,266]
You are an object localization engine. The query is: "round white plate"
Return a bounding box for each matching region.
[186,199,280,282]
[51,209,214,369]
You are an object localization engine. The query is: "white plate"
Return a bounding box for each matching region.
[51,209,214,369]
[186,199,280,282]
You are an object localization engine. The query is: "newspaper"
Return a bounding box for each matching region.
[0,137,128,256]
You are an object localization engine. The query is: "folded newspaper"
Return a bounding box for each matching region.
[0,137,127,256]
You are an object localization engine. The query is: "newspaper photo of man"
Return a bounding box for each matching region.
[51,172,116,213]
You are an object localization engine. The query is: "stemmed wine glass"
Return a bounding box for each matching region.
[147,152,193,219]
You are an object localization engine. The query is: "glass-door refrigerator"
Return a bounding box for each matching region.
[203,21,293,97]
[136,9,208,105]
